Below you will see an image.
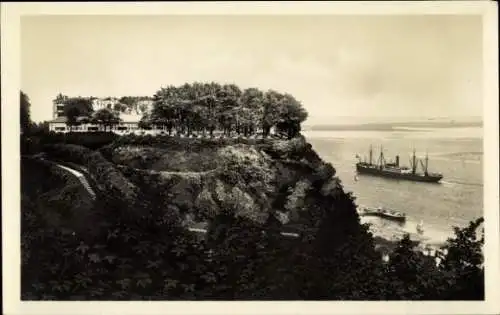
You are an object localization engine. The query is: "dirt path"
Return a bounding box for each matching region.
[52,163,96,200]
[26,154,98,200]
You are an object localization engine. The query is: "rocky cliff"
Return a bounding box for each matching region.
[101,135,350,232]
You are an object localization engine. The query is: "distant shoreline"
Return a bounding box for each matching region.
[304,121,483,132]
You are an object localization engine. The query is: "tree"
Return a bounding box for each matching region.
[437,217,484,300]
[138,115,153,130]
[62,97,93,132]
[113,103,128,113]
[66,107,81,132]
[92,108,121,132]
[63,97,93,117]
[385,234,445,299]
[138,103,149,114]
[221,84,242,136]
[149,82,309,139]
[151,90,176,134]
[276,94,308,139]
[31,121,49,135]
[240,88,264,137]
[200,95,218,137]
[119,96,137,107]
[21,91,32,134]
[262,90,283,137]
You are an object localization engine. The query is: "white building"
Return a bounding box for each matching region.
[48,112,144,134]
[52,94,69,118]
[53,102,65,118]
[49,95,152,133]
[48,116,71,132]
[92,98,119,111]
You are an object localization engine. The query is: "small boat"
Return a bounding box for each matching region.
[358,206,407,223]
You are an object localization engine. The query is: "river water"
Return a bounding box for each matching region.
[303,126,483,248]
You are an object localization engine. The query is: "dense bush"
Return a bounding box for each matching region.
[109,133,275,150]
[22,131,118,155]
[22,193,209,300]
[23,129,308,160]
[107,145,220,172]
[41,132,119,149]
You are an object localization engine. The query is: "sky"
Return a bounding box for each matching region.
[21,15,483,124]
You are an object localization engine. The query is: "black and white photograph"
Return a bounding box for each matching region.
[2,2,499,315]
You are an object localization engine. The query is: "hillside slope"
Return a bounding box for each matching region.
[103,136,348,232]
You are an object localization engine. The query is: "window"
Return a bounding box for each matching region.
[55,127,66,131]
[88,127,99,131]
[117,126,128,131]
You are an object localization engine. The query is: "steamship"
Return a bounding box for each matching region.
[355,146,443,183]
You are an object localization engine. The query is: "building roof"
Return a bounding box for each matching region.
[49,113,142,124]
[49,116,92,123]
[49,116,68,123]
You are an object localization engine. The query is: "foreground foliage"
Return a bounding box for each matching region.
[21,150,484,300]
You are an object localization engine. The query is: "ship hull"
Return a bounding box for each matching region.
[356,164,442,183]
[358,207,406,223]
[364,213,406,223]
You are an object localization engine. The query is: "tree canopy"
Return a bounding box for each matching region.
[92,108,121,131]
[147,82,308,139]
[21,91,32,133]
[61,96,94,118]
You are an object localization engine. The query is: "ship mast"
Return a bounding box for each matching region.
[412,148,417,174]
[419,159,426,175]
[425,151,429,176]
[369,145,373,165]
[379,145,384,169]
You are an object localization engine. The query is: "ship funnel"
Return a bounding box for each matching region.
[395,155,400,167]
